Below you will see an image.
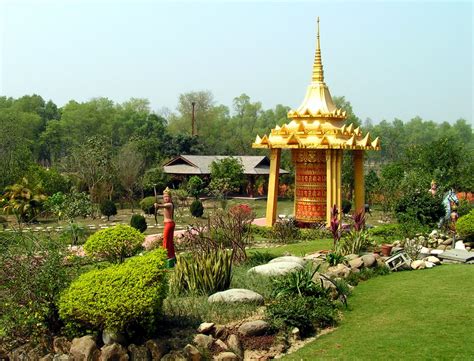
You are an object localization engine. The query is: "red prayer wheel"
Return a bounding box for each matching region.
[292,149,327,223]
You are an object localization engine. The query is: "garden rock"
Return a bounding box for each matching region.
[361,254,376,267]
[268,256,305,266]
[214,339,229,351]
[226,334,243,359]
[326,264,351,278]
[455,241,466,250]
[52,337,71,355]
[411,260,426,270]
[345,254,360,261]
[425,261,435,268]
[248,262,303,276]
[208,289,264,305]
[145,340,169,360]
[425,256,441,265]
[183,344,201,361]
[238,320,269,337]
[100,343,129,361]
[291,327,301,341]
[348,257,363,269]
[214,352,239,361]
[442,239,452,246]
[127,344,149,361]
[40,355,54,361]
[193,334,214,350]
[197,322,215,334]
[28,345,48,361]
[70,336,100,361]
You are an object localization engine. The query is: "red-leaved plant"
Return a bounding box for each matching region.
[330,204,341,250]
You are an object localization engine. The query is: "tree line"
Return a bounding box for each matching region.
[0,92,472,207]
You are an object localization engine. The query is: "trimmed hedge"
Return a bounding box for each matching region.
[190,199,204,217]
[58,248,168,334]
[130,214,147,233]
[100,199,117,221]
[84,225,144,263]
[457,209,474,241]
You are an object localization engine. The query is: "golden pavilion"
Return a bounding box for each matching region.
[253,18,381,227]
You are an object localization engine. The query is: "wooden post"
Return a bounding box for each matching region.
[266,148,281,226]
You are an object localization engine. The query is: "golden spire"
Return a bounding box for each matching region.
[312,17,324,83]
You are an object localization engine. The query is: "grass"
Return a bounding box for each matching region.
[249,238,333,257]
[282,264,474,360]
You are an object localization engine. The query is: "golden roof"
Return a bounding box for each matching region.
[253,18,380,151]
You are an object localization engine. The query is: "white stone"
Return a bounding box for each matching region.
[349,258,363,269]
[411,260,426,270]
[268,256,305,266]
[429,230,438,237]
[248,262,303,276]
[425,256,441,265]
[425,261,435,268]
[455,241,466,250]
[208,289,264,305]
[197,322,215,334]
[361,254,376,267]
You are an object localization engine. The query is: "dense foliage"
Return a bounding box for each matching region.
[130,214,147,233]
[456,210,474,241]
[0,232,79,347]
[100,199,117,221]
[84,225,144,263]
[190,199,204,217]
[58,248,168,335]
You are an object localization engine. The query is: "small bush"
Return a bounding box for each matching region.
[130,214,147,233]
[271,264,328,299]
[368,224,402,243]
[326,252,346,266]
[58,248,168,335]
[395,190,444,228]
[271,217,300,243]
[140,196,156,215]
[244,251,275,267]
[84,225,144,263]
[250,224,272,239]
[336,230,375,255]
[456,210,474,241]
[190,199,204,217]
[265,295,337,337]
[171,249,232,295]
[100,199,117,221]
[299,226,331,241]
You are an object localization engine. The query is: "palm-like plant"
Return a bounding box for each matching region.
[2,178,47,224]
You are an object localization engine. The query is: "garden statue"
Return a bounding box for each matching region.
[429,180,438,197]
[438,188,459,229]
[154,187,176,267]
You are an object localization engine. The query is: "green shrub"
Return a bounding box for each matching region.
[250,224,272,238]
[271,217,300,243]
[0,232,79,347]
[395,190,444,228]
[58,248,168,335]
[84,225,144,263]
[456,210,474,241]
[100,199,117,221]
[0,215,7,229]
[368,224,402,243]
[190,199,204,217]
[299,226,331,241]
[171,249,232,295]
[130,214,147,233]
[336,230,375,255]
[271,264,329,299]
[265,295,337,337]
[140,196,156,215]
[326,252,346,266]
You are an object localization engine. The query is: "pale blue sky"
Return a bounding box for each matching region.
[1,0,472,124]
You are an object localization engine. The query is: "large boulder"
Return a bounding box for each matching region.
[248,262,303,276]
[268,256,305,266]
[193,334,213,350]
[348,257,363,269]
[208,289,264,305]
[361,254,376,268]
[238,320,269,337]
[70,336,100,361]
[411,260,426,270]
[100,343,129,361]
[145,340,169,360]
[325,263,351,278]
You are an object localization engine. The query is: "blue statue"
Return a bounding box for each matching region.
[438,189,459,229]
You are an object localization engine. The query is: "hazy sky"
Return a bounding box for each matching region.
[1,0,472,124]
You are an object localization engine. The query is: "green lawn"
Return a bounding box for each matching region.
[283,264,474,361]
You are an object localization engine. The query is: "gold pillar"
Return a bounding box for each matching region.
[326,149,343,226]
[266,148,281,226]
[354,150,365,214]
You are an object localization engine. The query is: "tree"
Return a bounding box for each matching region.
[64,136,114,203]
[208,157,245,208]
[115,142,144,211]
[187,176,205,199]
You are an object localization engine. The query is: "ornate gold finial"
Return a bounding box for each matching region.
[163,187,171,195]
[312,17,325,83]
